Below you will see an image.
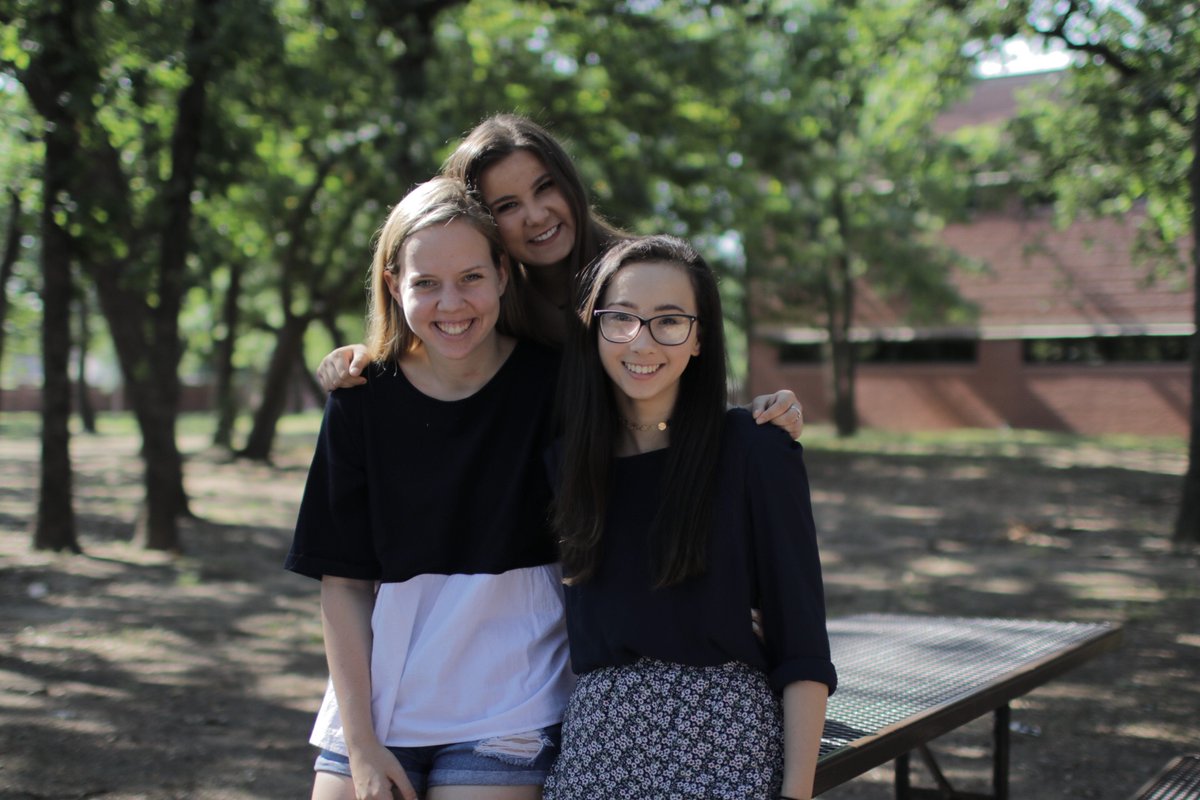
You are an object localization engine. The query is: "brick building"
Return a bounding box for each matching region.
[747,72,1194,438]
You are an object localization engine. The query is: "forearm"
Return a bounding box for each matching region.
[780,680,829,800]
[320,576,379,750]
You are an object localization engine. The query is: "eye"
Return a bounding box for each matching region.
[656,314,687,328]
[536,177,556,194]
[608,312,636,324]
[491,200,517,214]
[462,271,486,283]
[411,278,436,289]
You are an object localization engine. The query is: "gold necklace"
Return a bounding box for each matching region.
[620,417,668,432]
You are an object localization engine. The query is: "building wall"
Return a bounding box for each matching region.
[749,339,1190,437]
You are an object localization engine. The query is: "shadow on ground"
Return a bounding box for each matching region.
[0,423,1196,799]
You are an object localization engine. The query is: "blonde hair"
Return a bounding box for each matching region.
[365,177,517,364]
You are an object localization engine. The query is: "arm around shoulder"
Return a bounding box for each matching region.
[316,343,370,392]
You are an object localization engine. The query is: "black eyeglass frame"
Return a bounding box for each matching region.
[593,309,700,346]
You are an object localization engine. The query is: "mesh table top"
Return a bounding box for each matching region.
[1132,754,1200,800]
[819,614,1120,759]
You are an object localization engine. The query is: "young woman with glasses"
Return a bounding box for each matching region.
[545,235,836,800]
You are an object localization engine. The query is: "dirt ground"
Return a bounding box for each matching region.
[0,418,1197,799]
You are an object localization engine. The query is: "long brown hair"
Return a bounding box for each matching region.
[364,177,514,364]
[553,235,729,586]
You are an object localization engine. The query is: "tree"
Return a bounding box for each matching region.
[72,278,97,434]
[232,0,467,462]
[3,0,250,550]
[947,0,1200,543]
[434,1,978,425]
[0,62,40,413]
[0,187,21,410]
[9,2,81,552]
[721,1,978,435]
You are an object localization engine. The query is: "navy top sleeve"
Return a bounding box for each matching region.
[285,341,561,582]
[285,386,379,579]
[560,408,836,695]
[739,411,837,692]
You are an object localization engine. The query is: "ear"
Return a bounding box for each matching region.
[496,253,510,297]
[691,323,701,357]
[383,269,402,304]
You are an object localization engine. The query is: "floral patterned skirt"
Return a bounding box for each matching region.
[542,658,783,800]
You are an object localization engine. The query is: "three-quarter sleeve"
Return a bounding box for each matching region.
[285,389,380,581]
[745,427,837,695]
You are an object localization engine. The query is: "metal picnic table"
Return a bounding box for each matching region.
[815,614,1124,798]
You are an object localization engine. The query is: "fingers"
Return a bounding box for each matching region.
[390,774,418,800]
[781,401,804,439]
[751,391,804,439]
[751,390,794,422]
[347,344,370,378]
[317,345,369,392]
[349,744,414,800]
[383,749,416,800]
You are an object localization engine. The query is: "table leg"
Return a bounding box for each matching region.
[993,704,1010,800]
[896,751,911,799]
[889,705,1013,800]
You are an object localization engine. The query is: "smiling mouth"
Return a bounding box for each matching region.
[530,224,560,244]
[624,363,662,375]
[436,320,473,336]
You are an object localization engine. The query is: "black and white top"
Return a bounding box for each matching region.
[286,341,574,750]
[560,408,838,695]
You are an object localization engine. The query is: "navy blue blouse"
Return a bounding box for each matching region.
[561,408,837,694]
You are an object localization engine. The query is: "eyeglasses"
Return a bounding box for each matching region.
[594,310,699,346]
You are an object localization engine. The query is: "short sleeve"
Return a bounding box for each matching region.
[284,389,380,581]
[744,426,837,695]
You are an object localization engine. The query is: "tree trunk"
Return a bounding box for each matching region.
[0,188,20,413]
[738,264,755,407]
[294,347,328,410]
[75,288,97,434]
[825,195,858,437]
[1173,106,1200,545]
[95,290,192,549]
[238,314,311,462]
[211,260,243,450]
[131,390,189,551]
[33,133,79,553]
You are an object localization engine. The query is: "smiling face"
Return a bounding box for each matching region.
[597,260,701,423]
[384,218,508,366]
[479,149,577,270]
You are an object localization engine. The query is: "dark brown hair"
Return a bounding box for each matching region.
[441,113,624,291]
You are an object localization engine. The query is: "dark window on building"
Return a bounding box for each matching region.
[1023,335,1190,364]
[856,339,977,363]
[779,343,823,364]
[778,339,978,364]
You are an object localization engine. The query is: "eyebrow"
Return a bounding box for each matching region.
[407,264,491,279]
[606,299,689,313]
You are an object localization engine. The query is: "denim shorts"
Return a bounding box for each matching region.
[313,724,561,793]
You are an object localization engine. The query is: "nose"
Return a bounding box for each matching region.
[437,284,465,310]
[525,196,550,226]
[628,323,656,351]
